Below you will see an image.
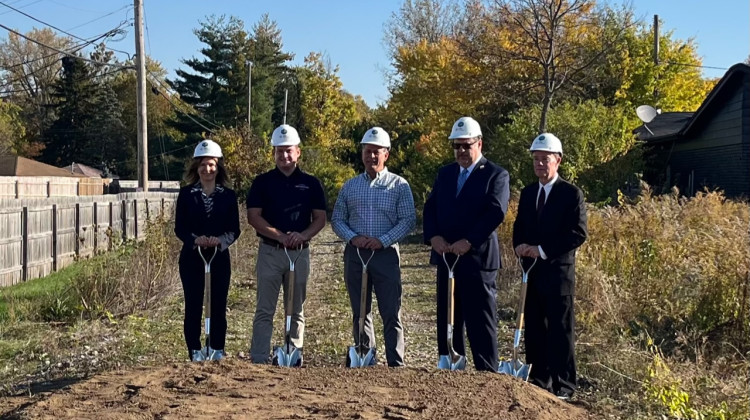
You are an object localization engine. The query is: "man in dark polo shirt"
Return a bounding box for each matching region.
[246,124,327,365]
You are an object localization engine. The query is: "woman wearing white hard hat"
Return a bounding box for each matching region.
[175,139,241,362]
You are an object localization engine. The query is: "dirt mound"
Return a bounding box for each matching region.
[6,359,589,419]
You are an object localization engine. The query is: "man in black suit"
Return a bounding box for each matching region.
[423,116,510,371]
[512,133,588,400]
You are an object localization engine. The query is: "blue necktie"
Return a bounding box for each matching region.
[456,168,469,196]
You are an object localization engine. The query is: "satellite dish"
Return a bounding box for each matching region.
[636,105,658,123]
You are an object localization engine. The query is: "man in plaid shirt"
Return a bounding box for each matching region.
[332,127,416,367]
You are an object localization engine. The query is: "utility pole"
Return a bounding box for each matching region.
[283,89,288,124]
[653,14,660,66]
[134,0,148,191]
[247,60,253,131]
[653,14,660,102]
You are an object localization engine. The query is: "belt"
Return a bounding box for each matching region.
[260,237,309,249]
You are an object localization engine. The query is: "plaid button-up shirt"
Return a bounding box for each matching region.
[331,168,416,248]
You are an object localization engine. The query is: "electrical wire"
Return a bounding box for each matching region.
[0,0,131,58]
[0,23,131,68]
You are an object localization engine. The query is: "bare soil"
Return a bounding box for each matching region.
[3,359,589,419]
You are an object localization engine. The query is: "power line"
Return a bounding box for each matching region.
[147,71,222,129]
[0,0,42,16]
[0,1,133,60]
[0,23,131,69]
[148,80,216,134]
[65,5,132,32]
[0,66,131,95]
[1,26,123,71]
[664,61,728,71]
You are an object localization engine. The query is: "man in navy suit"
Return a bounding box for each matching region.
[423,116,510,371]
[512,133,588,400]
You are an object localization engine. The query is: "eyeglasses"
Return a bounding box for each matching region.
[452,140,479,151]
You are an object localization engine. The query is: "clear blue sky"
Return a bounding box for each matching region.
[3,0,748,108]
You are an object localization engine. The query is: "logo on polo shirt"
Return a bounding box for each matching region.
[295,184,310,191]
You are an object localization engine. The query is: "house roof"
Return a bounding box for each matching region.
[634,62,750,144]
[0,155,84,177]
[60,162,103,177]
[633,112,693,141]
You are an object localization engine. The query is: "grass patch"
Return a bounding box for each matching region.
[0,262,85,322]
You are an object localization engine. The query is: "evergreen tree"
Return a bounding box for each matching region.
[170,15,251,135]
[85,82,132,177]
[41,56,98,166]
[248,14,293,135]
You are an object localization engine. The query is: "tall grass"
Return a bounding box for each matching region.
[575,187,749,419]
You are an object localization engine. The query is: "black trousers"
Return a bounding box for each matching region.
[179,247,232,356]
[524,287,576,395]
[436,259,498,371]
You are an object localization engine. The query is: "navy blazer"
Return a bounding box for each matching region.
[174,184,241,257]
[512,178,587,295]
[423,157,510,271]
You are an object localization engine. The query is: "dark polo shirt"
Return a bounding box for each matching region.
[246,167,326,239]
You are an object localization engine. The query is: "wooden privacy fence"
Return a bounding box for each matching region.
[0,177,180,198]
[0,176,104,198]
[0,192,178,287]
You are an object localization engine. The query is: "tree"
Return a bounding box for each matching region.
[0,28,74,151]
[42,54,131,172]
[584,15,714,112]
[170,15,251,134]
[483,0,628,133]
[111,57,185,180]
[41,56,98,166]
[491,100,639,195]
[384,0,461,56]
[249,14,294,135]
[0,99,27,155]
[295,52,365,209]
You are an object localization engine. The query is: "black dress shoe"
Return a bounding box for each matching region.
[555,390,573,401]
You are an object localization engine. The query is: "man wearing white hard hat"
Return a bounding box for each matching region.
[175,139,241,362]
[423,116,510,372]
[332,127,416,367]
[246,124,327,365]
[512,133,587,400]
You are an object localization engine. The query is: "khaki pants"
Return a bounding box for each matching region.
[250,242,310,363]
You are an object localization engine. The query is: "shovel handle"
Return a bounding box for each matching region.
[358,269,368,347]
[285,270,295,318]
[199,246,217,351]
[447,275,455,325]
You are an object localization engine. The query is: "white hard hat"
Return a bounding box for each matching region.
[271,124,301,147]
[449,116,482,139]
[361,127,391,148]
[529,133,563,155]
[193,139,222,158]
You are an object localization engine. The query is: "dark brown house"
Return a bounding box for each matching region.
[636,63,750,198]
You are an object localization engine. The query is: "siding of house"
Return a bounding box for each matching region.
[668,74,750,197]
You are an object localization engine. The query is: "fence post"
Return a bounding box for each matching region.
[109,201,113,251]
[93,202,98,254]
[121,200,127,241]
[21,207,28,282]
[74,203,80,257]
[52,204,57,272]
[134,199,139,240]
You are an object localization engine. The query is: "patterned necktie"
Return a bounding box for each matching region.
[537,187,546,219]
[456,168,469,196]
